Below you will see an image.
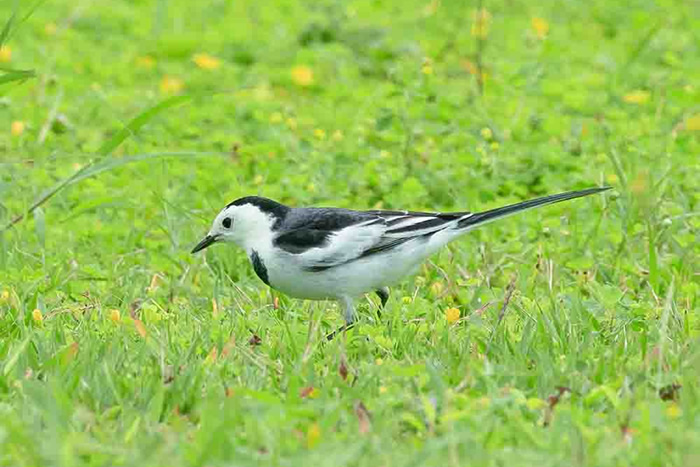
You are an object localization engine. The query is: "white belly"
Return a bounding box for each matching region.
[261,235,450,300]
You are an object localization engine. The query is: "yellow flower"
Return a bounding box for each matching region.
[307,422,321,448]
[32,309,43,324]
[291,65,314,86]
[379,385,388,394]
[269,112,283,124]
[159,76,184,94]
[192,53,221,70]
[401,296,412,304]
[375,358,383,366]
[490,141,500,150]
[254,174,264,185]
[666,403,682,419]
[0,46,11,62]
[11,121,25,137]
[531,17,549,39]
[44,22,58,36]
[480,127,493,140]
[109,309,121,323]
[1,290,9,301]
[286,117,298,130]
[446,307,460,324]
[606,173,619,184]
[332,130,344,141]
[136,55,156,69]
[685,114,700,131]
[421,58,434,75]
[314,128,326,140]
[623,90,650,104]
[471,9,491,39]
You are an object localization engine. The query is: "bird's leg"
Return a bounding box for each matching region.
[326,296,356,341]
[374,287,390,320]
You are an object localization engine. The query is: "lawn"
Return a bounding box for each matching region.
[1,0,699,465]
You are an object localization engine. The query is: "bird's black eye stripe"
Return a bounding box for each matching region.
[222,217,232,228]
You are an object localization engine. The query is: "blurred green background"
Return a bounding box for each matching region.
[0,0,698,465]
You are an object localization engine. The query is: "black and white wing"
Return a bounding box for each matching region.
[273,207,472,271]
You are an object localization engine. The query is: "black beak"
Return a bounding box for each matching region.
[191,234,219,254]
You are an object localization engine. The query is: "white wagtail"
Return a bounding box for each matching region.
[192,187,610,339]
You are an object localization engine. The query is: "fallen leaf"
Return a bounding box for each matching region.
[133,319,147,338]
[659,383,681,401]
[339,357,349,381]
[543,386,571,427]
[249,334,262,346]
[354,401,372,435]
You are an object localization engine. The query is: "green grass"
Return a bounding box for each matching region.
[1,0,699,465]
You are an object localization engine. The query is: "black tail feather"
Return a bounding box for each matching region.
[457,187,611,230]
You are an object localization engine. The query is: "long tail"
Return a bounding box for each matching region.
[456,187,611,230]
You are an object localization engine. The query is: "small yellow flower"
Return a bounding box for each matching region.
[666,403,682,419]
[306,422,321,448]
[286,117,298,130]
[269,112,283,124]
[11,121,25,137]
[332,130,343,141]
[606,173,619,184]
[314,128,326,140]
[136,55,156,69]
[254,174,264,185]
[531,17,550,39]
[32,309,43,324]
[291,65,314,86]
[159,76,184,94]
[379,385,388,394]
[1,290,9,301]
[480,127,493,140]
[471,9,491,39]
[685,114,700,131]
[490,141,500,150]
[109,309,121,323]
[375,358,383,366]
[623,90,650,104]
[446,307,460,324]
[212,298,219,317]
[44,22,58,35]
[306,183,316,193]
[192,53,221,70]
[0,46,11,62]
[401,296,412,304]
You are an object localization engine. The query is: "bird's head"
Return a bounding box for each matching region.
[191,196,288,254]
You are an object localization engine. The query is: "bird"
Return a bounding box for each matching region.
[191,187,610,339]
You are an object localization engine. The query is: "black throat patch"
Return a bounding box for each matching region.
[249,250,270,286]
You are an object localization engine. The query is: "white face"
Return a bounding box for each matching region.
[191,204,275,254]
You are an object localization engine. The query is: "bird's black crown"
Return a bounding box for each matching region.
[227,196,290,221]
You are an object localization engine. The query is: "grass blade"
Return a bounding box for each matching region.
[2,96,193,232]
[97,95,191,156]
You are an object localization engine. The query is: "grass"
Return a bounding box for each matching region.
[1,0,699,465]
